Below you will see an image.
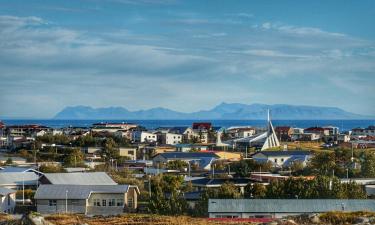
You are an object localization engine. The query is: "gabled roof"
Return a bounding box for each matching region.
[34,185,131,200]
[169,126,190,134]
[253,150,311,157]
[0,172,39,186]
[0,166,41,174]
[42,172,117,185]
[156,152,219,160]
[0,187,16,196]
[208,199,375,213]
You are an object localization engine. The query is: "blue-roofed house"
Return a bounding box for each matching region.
[251,150,312,168]
[152,152,219,170]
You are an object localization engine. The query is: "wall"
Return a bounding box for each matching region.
[0,193,16,213]
[87,193,125,215]
[37,199,86,214]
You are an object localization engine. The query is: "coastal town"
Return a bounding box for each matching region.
[1,0,375,224]
[0,116,374,224]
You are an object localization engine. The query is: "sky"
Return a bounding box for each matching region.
[0,0,374,118]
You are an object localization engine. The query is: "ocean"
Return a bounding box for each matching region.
[2,119,374,131]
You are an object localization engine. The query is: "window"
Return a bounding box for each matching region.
[102,199,107,207]
[109,199,115,206]
[128,197,133,208]
[71,200,79,205]
[94,199,101,206]
[274,159,277,163]
[281,158,284,162]
[117,199,124,206]
[7,196,10,206]
[128,151,134,155]
[49,200,57,206]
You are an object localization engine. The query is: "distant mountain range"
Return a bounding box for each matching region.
[53,103,370,120]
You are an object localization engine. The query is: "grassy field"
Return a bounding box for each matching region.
[44,214,259,225]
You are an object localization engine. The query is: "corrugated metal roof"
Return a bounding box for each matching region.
[43,172,117,185]
[34,185,129,200]
[0,187,16,196]
[208,199,375,213]
[0,172,39,186]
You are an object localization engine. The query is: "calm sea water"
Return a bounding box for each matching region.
[2,119,374,131]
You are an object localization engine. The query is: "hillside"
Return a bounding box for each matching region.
[54,102,368,120]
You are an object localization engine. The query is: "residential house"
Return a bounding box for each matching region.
[252,150,312,168]
[0,187,16,213]
[39,172,117,185]
[35,184,139,215]
[275,126,293,142]
[82,146,102,154]
[0,121,6,148]
[352,126,375,137]
[169,127,194,142]
[152,152,219,170]
[6,125,51,138]
[304,127,329,138]
[158,133,183,145]
[175,144,209,152]
[191,178,253,193]
[208,199,375,219]
[119,147,137,160]
[131,131,157,143]
[226,127,256,139]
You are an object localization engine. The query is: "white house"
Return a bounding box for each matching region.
[0,187,16,213]
[252,150,312,168]
[160,133,183,145]
[132,131,157,143]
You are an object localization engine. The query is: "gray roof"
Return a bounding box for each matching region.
[42,172,117,185]
[0,187,16,196]
[208,199,375,213]
[0,172,39,186]
[253,151,311,157]
[35,185,130,200]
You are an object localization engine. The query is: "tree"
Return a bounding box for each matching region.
[101,138,119,162]
[308,152,336,176]
[361,152,375,178]
[148,174,187,215]
[167,160,188,171]
[5,157,13,165]
[232,159,273,177]
[63,148,84,167]
[217,182,241,199]
[245,183,266,199]
[39,164,65,173]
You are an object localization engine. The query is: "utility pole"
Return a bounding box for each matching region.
[65,190,68,213]
[22,172,25,205]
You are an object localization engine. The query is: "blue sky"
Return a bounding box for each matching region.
[0,0,374,118]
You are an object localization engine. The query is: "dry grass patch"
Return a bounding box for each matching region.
[45,214,258,225]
